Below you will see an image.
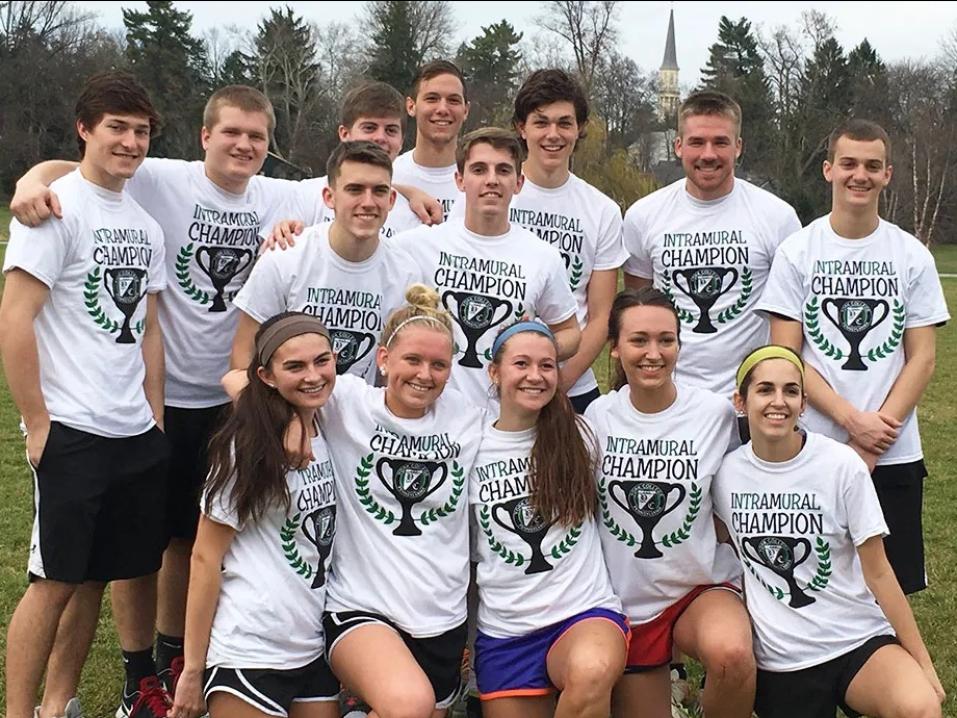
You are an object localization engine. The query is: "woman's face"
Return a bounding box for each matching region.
[489,332,558,417]
[258,333,336,410]
[377,325,453,419]
[734,358,806,441]
[611,305,679,395]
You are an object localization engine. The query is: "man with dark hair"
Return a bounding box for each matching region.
[1,71,169,718]
[760,118,949,596]
[229,141,422,386]
[392,60,470,221]
[623,90,801,399]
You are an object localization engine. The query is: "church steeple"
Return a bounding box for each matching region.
[658,8,680,122]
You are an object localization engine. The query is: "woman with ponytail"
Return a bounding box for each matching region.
[318,284,485,718]
[469,321,626,718]
[172,312,339,718]
[586,287,755,718]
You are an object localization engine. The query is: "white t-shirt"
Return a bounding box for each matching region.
[757,216,950,465]
[510,174,627,396]
[204,432,336,669]
[470,422,621,637]
[586,385,741,624]
[393,219,578,408]
[279,175,422,239]
[234,223,422,381]
[124,158,287,408]
[319,375,485,636]
[713,432,892,671]
[623,178,801,397]
[392,150,462,222]
[4,170,166,437]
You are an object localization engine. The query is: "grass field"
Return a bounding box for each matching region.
[0,207,954,716]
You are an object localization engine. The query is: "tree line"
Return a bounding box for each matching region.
[2,0,955,243]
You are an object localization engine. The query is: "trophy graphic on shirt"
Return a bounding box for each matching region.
[195,246,253,312]
[103,267,148,344]
[492,497,556,575]
[560,252,571,270]
[331,329,376,373]
[441,291,512,368]
[376,458,449,536]
[742,535,816,608]
[821,298,889,371]
[672,267,739,333]
[608,480,686,559]
[300,505,336,589]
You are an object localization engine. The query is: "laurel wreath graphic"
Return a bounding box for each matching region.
[175,243,210,305]
[659,273,696,325]
[659,482,702,548]
[865,299,905,363]
[84,268,144,336]
[479,505,528,566]
[419,461,465,525]
[279,512,314,581]
[599,476,639,547]
[716,267,753,324]
[354,453,396,525]
[570,256,584,290]
[804,296,845,360]
[513,302,526,322]
[743,557,786,600]
[549,525,582,559]
[743,536,833,600]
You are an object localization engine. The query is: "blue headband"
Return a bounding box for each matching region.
[490,321,556,358]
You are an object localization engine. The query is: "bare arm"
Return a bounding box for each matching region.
[393,183,442,225]
[0,270,52,466]
[222,311,260,401]
[857,536,945,702]
[141,293,165,431]
[171,515,236,718]
[559,268,617,393]
[879,326,936,423]
[10,160,78,226]
[623,272,652,291]
[547,315,582,363]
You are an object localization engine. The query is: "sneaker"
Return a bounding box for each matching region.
[339,688,370,718]
[33,697,84,718]
[115,676,172,718]
[158,655,185,697]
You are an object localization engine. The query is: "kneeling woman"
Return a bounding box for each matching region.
[713,346,944,718]
[471,322,627,718]
[173,313,339,718]
[587,288,755,718]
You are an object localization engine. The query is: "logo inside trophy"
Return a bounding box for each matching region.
[742,535,816,608]
[376,458,449,536]
[441,290,513,368]
[394,463,431,500]
[609,479,686,559]
[195,245,253,312]
[104,267,148,344]
[491,496,555,575]
[821,297,890,371]
[301,505,336,589]
[330,329,375,373]
[672,266,739,334]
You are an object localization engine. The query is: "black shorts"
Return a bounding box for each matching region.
[754,635,899,718]
[569,387,602,415]
[204,654,338,717]
[164,404,228,540]
[871,460,926,594]
[323,610,467,709]
[29,422,169,583]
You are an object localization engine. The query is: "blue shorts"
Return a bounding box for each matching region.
[475,607,629,700]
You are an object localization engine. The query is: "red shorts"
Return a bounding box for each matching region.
[626,583,740,672]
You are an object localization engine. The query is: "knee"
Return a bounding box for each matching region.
[563,652,623,699]
[375,684,436,718]
[882,692,941,718]
[701,640,755,682]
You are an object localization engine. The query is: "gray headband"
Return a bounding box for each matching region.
[257,316,332,367]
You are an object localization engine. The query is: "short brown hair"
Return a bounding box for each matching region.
[410,60,468,102]
[203,85,276,133]
[512,69,589,134]
[339,81,406,132]
[456,128,525,175]
[75,71,160,157]
[678,91,742,138]
[827,119,892,164]
[326,140,393,187]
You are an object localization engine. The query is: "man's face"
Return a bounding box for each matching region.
[339,116,404,161]
[323,160,395,241]
[675,113,742,200]
[201,106,270,185]
[823,136,892,213]
[517,100,580,173]
[78,112,151,189]
[455,142,523,223]
[408,73,469,148]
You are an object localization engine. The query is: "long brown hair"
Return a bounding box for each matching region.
[608,287,681,391]
[205,312,325,525]
[492,326,598,527]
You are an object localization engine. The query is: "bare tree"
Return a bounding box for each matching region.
[759,25,805,123]
[538,1,619,92]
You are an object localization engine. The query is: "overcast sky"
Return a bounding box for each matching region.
[79,1,957,87]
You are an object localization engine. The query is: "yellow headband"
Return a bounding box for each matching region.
[736,346,805,392]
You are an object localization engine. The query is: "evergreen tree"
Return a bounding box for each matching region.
[456,20,523,129]
[847,39,890,125]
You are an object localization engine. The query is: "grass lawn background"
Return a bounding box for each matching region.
[0,205,954,715]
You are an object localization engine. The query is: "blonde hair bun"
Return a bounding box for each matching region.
[405,283,440,310]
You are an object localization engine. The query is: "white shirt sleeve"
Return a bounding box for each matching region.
[756,247,805,321]
[839,453,889,546]
[593,201,627,271]
[622,206,653,279]
[4,216,75,288]
[147,222,167,292]
[903,246,950,328]
[536,250,579,324]
[232,249,289,323]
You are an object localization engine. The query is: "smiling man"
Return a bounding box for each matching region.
[623,91,801,399]
[759,119,950,596]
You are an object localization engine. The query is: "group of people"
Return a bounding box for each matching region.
[0,55,947,718]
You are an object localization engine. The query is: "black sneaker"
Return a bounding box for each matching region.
[115,676,172,718]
